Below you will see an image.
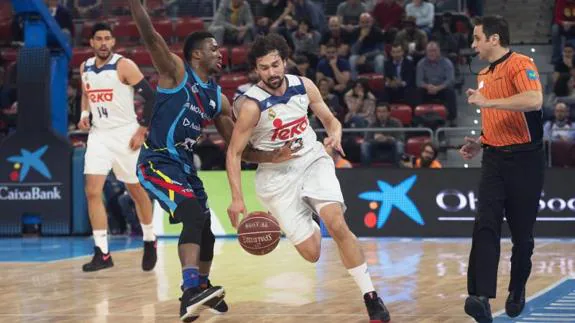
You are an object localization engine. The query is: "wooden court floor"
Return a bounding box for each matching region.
[0,238,573,323]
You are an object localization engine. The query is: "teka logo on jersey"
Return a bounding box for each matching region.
[1,145,62,201]
[271,116,308,141]
[88,89,114,103]
[358,175,424,229]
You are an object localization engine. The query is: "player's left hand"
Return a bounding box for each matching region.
[324,136,345,157]
[129,127,147,150]
[467,88,488,107]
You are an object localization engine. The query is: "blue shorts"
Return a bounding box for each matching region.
[137,156,207,223]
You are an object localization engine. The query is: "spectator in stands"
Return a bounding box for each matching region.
[544,102,575,141]
[317,78,344,119]
[316,43,352,93]
[320,16,354,58]
[405,0,434,34]
[337,0,367,31]
[361,103,404,166]
[552,0,575,64]
[234,70,258,99]
[291,0,325,33]
[395,16,428,62]
[553,44,575,84]
[256,0,290,34]
[46,0,74,45]
[74,0,102,19]
[402,142,442,168]
[431,12,466,63]
[416,41,457,126]
[288,55,315,81]
[383,42,416,105]
[209,0,255,45]
[372,0,405,32]
[349,13,385,80]
[344,79,376,127]
[291,18,321,67]
[324,137,353,168]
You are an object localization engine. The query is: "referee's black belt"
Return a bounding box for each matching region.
[482,141,543,153]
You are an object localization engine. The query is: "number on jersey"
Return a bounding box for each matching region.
[97,106,109,118]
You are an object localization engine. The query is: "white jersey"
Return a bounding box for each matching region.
[241,74,317,158]
[82,54,137,129]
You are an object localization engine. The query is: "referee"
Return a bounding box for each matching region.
[459,16,544,323]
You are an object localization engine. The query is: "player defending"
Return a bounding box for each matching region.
[226,33,391,323]
[78,23,157,273]
[128,1,299,321]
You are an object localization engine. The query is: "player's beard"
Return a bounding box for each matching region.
[96,49,111,61]
[263,76,284,90]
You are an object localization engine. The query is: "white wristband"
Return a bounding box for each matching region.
[81,110,90,119]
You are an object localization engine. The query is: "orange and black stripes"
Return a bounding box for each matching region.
[478,52,543,147]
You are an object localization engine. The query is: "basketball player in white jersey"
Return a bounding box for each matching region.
[77,23,157,272]
[225,33,391,322]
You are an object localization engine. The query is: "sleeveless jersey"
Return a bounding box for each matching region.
[241,74,316,156]
[142,65,222,171]
[82,53,137,129]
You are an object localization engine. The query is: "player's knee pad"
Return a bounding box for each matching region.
[199,217,215,262]
[176,198,208,246]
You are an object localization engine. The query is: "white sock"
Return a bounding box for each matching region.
[141,223,155,242]
[348,263,375,295]
[93,230,108,254]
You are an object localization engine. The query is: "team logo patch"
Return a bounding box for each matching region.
[268,109,276,120]
[526,69,538,80]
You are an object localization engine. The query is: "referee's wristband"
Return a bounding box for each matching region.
[81,110,90,119]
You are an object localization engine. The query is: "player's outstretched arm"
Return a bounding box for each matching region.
[127,0,185,89]
[225,98,260,229]
[215,95,301,163]
[302,77,345,156]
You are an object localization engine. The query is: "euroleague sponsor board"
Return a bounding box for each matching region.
[339,168,575,237]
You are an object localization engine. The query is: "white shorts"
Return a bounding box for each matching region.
[84,123,140,184]
[255,141,345,245]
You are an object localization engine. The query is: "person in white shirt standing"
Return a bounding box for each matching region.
[77,23,157,272]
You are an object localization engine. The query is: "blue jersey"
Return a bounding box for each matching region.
[140,65,222,173]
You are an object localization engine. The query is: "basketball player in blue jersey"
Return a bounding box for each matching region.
[128,1,298,321]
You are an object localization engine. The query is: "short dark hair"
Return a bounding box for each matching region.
[248,33,290,69]
[183,31,215,62]
[473,15,510,47]
[376,103,391,112]
[91,23,113,38]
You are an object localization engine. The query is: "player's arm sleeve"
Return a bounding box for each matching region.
[510,58,543,93]
[133,78,155,127]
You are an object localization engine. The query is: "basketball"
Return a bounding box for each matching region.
[237,211,281,255]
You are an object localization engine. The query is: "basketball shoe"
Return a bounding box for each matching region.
[141,239,157,271]
[82,247,113,272]
[201,279,229,314]
[364,291,391,322]
[179,286,225,322]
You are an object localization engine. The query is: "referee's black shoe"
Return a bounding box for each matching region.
[505,289,526,318]
[464,295,493,323]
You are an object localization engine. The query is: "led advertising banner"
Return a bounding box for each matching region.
[339,169,575,237]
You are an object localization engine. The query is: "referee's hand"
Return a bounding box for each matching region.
[467,88,488,107]
[459,137,481,160]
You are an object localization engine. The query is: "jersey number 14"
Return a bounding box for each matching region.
[97,106,109,118]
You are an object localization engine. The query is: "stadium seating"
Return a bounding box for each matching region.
[390,104,413,126]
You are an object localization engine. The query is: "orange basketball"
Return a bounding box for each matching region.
[237,211,281,256]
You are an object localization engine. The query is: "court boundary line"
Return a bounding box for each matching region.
[492,276,572,318]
